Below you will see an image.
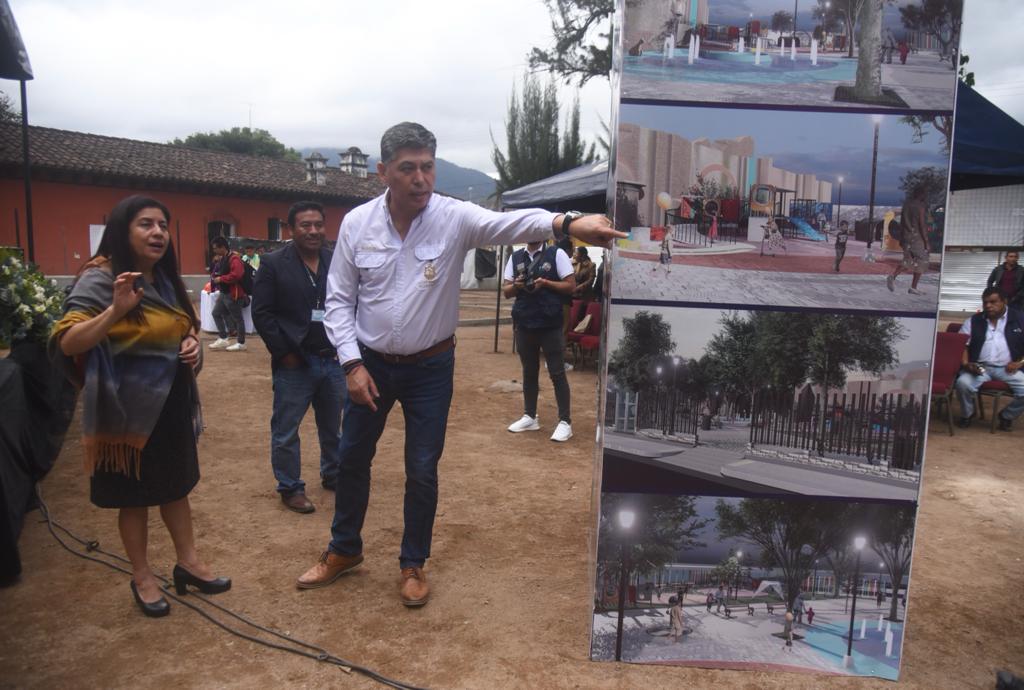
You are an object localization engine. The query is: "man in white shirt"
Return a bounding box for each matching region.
[503,239,576,441]
[956,287,1024,430]
[296,122,624,605]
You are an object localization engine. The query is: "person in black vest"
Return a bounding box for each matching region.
[252,201,348,513]
[503,239,576,441]
[956,287,1024,431]
[986,250,1023,309]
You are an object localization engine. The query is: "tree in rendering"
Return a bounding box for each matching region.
[608,311,675,392]
[853,0,884,100]
[869,504,916,622]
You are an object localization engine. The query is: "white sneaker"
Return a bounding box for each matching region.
[508,415,540,433]
[908,287,925,295]
[551,421,573,442]
[209,337,231,350]
[226,342,247,352]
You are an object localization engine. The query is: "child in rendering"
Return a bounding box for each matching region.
[834,220,849,272]
[782,611,795,652]
[806,606,815,626]
[668,596,685,643]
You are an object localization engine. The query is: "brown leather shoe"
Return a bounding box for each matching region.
[296,551,364,589]
[399,566,430,607]
[281,491,315,514]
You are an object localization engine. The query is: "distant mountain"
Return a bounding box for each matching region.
[297,147,496,206]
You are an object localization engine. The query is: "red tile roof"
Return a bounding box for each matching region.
[0,123,384,202]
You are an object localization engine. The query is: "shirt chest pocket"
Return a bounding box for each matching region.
[354,251,392,289]
[414,242,445,288]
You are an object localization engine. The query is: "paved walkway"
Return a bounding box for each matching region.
[612,251,939,313]
[592,595,903,679]
[622,49,957,111]
[604,430,919,501]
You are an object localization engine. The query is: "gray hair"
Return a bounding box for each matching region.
[379,122,436,164]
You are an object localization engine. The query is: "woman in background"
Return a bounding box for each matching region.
[51,195,229,618]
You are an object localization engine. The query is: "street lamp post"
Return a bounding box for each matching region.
[793,0,798,41]
[867,115,883,250]
[734,550,743,602]
[813,559,819,598]
[844,536,867,668]
[614,509,636,662]
[656,365,665,435]
[836,176,843,227]
[669,357,680,436]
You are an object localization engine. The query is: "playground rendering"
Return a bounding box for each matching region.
[590,494,915,679]
[613,104,950,313]
[621,0,961,110]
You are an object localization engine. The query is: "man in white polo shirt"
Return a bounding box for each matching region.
[295,122,624,606]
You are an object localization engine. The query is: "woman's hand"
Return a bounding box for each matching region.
[112,272,144,319]
[179,334,200,367]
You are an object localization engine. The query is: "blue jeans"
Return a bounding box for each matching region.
[270,353,348,495]
[329,347,454,569]
[955,364,1024,420]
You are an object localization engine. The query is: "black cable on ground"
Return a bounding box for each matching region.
[34,486,428,690]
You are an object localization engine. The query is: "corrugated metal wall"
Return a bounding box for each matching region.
[939,249,1001,313]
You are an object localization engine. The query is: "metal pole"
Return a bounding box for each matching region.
[493,245,503,353]
[614,543,628,661]
[19,79,34,264]
[846,551,861,659]
[867,122,880,248]
[13,208,19,252]
[837,182,843,227]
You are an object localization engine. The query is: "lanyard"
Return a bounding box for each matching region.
[303,261,323,310]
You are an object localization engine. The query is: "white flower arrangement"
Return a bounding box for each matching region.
[0,253,65,348]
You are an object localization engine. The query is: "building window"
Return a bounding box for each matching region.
[268,218,283,241]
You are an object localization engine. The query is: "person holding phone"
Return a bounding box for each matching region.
[51,195,230,618]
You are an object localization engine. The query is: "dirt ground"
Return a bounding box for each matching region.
[1,320,1022,689]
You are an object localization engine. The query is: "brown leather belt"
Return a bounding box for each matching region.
[364,335,456,364]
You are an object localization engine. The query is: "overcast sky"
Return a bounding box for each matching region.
[6,0,1021,175]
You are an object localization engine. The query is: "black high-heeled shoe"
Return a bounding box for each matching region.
[172,564,232,595]
[130,580,170,618]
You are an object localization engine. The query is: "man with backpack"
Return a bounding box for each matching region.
[209,236,251,352]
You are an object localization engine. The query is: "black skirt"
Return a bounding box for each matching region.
[90,364,200,508]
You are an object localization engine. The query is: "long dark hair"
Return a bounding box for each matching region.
[93,195,198,330]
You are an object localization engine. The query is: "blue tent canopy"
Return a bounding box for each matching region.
[951,82,1024,190]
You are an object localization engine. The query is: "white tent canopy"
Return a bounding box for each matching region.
[751,580,786,600]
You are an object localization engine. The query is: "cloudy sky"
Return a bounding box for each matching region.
[6,0,1021,175]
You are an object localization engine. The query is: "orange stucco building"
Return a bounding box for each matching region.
[0,124,384,276]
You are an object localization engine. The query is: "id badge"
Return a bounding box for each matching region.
[311,309,326,322]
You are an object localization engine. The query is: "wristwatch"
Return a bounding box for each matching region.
[558,211,583,241]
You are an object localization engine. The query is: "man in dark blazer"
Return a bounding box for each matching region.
[253,201,347,513]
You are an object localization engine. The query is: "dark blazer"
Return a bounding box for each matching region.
[252,243,333,365]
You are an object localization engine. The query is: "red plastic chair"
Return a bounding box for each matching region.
[945,322,963,333]
[931,332,969,435]
[569,302,602,367]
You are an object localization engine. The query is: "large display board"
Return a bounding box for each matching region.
[590,0,963,679]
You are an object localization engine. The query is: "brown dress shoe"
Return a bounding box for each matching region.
[399,566,430,607]
[296,551,364,589]
[281,492,315,514]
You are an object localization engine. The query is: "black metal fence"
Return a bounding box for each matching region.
[664,211,739,247]
[749,390,927,470]
[635,389,700,436]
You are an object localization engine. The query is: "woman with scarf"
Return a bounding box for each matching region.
[51,195,230,618]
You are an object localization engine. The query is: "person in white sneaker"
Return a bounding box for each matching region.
[503,238,576,442]
[209,237,248,351]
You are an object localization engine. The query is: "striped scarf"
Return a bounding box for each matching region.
[50,260,201,477]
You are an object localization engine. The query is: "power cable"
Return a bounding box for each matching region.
[34,486,428,690]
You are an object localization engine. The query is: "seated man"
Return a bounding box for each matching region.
[955,287,1024,431]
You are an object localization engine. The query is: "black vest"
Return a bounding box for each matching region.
[511,246,564,331]
[967,308,1024,363]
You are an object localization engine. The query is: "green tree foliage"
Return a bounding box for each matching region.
[687,173,737,202]
[899,0,963,67]
[958,53,975,87]
[771,10,794,32]
[607,310,675,392]
[597,493,709,591]
[716,499,848,610]
[811,0,843,35]
[171,127,301,161]
[899,166,948,209]
[899,114,953,154]
[0,91,18,123]
[868,504,916,621]
[491,73,595,198]
[528,0,612,85]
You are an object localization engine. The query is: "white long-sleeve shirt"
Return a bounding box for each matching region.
[325,192,557,363]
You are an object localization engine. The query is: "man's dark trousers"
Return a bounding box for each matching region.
[328,347,454,569]
[515,327,571,423]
